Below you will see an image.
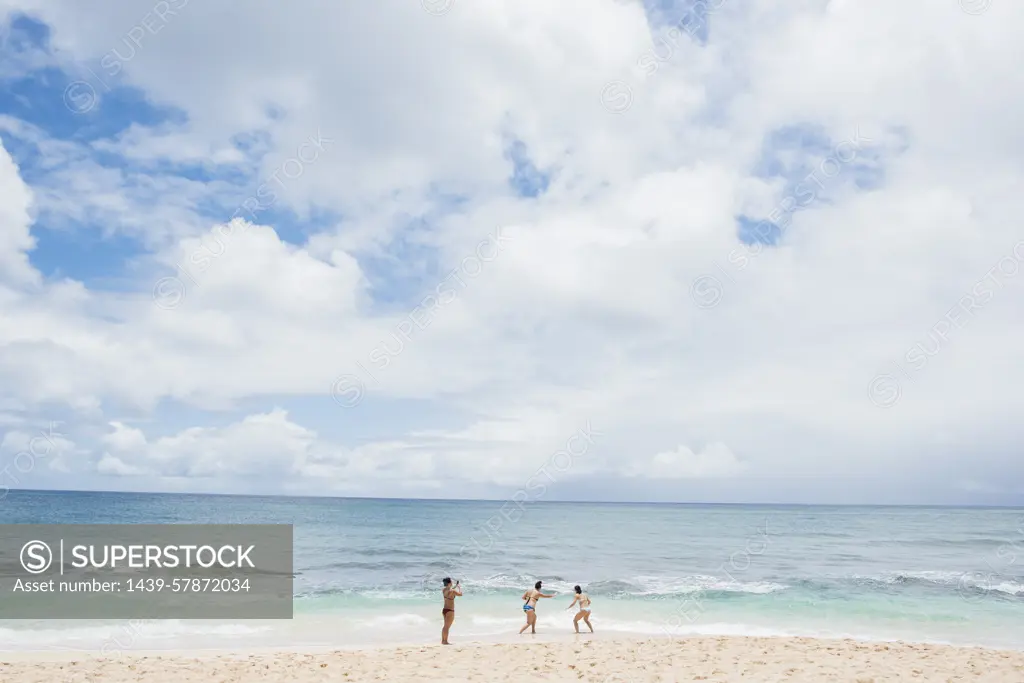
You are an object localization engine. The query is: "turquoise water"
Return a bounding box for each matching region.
[2,490,1023,650]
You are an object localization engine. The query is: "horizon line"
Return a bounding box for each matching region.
[6,487,1023,509]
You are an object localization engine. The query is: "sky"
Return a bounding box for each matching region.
[0,0,1022,506]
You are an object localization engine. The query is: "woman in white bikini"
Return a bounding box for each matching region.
[566,584,594,633]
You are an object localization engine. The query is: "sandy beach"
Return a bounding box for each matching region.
[4,635,1024,682]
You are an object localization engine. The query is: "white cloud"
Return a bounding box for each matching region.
[99,409,321,478]
[91,410,452,496]
[0,422,79,477]
[625,443,745,479]
[96,453,144,477]
[0,0,1023,502]
[0,138,39,286]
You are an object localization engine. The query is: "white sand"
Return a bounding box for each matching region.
[3,635,1024,682]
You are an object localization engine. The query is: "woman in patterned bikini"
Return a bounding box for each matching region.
[519,580,555,634]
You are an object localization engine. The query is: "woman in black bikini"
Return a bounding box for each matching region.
[441,577,461,644]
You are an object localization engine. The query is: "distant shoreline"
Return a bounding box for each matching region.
[5,488,1023,509]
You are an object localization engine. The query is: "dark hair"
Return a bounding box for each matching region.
[535,580,542,590]
[574,585,582,594]
[442,577,452,586]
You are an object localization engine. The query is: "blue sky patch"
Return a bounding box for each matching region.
[28,224,144,286]
[2,12,49,45]
[643,0,713,45]
[755,123,887,192]
[740,123,889,246]
[0,13,341,292]
[1,14,184,143]
[356,217,441,311]
[504,137,550,198]
[753,124,834,180]
[736,215,783,247]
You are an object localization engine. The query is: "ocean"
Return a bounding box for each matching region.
[1,490,1023,652]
